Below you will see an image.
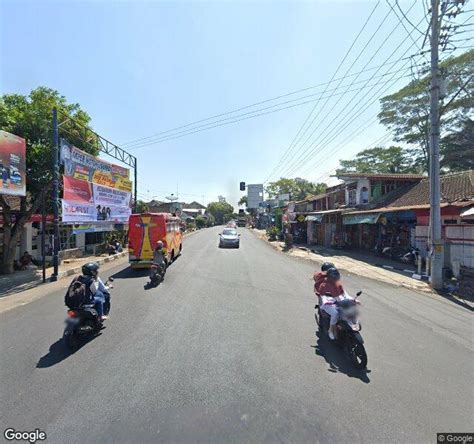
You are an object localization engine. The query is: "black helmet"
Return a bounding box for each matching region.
[82,262,99,276]
[326,267,340,280]
[321,262,335,272]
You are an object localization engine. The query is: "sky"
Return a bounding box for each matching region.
[0,0,455,208]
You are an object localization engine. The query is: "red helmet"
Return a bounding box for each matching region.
[156,240,164,248]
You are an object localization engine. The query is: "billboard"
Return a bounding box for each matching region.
[247,184,264,209]
[61,139,132,192]
[61,142,132,223]
[0,130,26,196]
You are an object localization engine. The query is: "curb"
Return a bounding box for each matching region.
[251,230,433,293]
[55,251,128,280]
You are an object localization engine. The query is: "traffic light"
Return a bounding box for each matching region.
[239,181,246,191]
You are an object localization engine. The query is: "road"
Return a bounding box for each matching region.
[1,227,472,443]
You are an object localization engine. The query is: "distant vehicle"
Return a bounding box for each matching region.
[128,213,182,268]
[227,220,237,228]
[237,217,246,227]
[219,228,240,248]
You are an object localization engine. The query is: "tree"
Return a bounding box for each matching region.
[378,49,474,172]
[133,200,149,213]
[238,195,247,206]
[266,178,326,200]
[206,213,215,227]
[206,201,234,225]
[0,87,96,274]
[441,118,474,172]
[337,146,418,174]
[195,215,206,229]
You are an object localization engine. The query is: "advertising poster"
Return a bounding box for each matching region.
[62,200,131,223]
[61,139,132,192]
[0,130,26,196]
[61,141,132,223]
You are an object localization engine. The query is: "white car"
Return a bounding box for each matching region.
[219,228,240,248]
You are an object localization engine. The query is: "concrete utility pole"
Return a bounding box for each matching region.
[429,0,444,289]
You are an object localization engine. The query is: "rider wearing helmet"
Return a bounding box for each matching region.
[313,261,336,294]
[81,262,109,321]
[318,267,346,340]
[153,240,168,267]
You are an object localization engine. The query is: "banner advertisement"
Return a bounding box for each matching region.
[61,139,132,192]
[0,130,26,196]
[62,200,131,223]
[92,184,131,208]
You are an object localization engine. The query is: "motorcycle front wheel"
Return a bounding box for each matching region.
[347,338,368,369]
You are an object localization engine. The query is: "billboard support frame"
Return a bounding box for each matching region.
[51,107,138,281]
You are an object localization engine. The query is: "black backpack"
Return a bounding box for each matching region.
[65,276,92,309]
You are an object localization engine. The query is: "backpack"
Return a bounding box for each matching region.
[65,276,92,309]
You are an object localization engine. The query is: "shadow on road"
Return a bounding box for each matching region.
[36,332,103,368]
[312,331,371,383]
[111,267,149,280]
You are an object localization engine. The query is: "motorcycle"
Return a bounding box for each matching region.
[63,277,114,350]
[315,291,368,369]
[149,263,166,287]
[399,246,420,265]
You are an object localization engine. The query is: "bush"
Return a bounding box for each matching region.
[266,225,279,241]
[195,216,207,229]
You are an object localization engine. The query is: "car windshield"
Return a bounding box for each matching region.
[223,229,237,236]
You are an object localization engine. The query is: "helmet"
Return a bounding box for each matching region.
[156,240,164,248]
[321,262,335,272]
[326,267,340,280]
[82,262,99,276]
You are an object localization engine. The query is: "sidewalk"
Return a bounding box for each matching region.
[0,252,128,298]
[252,229,432,293]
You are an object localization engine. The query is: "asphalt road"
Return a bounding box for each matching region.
[1,227,472,444]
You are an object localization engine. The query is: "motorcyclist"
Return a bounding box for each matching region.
[151,240,168,281]
[317,267,349,340]
[80,262,109,321]
[313,261,336,294]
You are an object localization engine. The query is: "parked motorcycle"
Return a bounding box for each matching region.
[315,291,368,369]
[63,278,114,350]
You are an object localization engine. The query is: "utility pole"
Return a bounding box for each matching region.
[429,0,444,289]
[51,108,60,282]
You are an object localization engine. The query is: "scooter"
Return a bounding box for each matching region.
[149,263,166,287]
[63,278,114,350]
[315,291,368,369]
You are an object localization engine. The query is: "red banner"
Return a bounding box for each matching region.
[63,175,93,203]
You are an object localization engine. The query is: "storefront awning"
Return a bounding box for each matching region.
[306,214,323,222]
[343,213,381,225]
[461,207,474,218]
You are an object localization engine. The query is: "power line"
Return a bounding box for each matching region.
[278,9,426,178]
[263,0,383,182]
[283,42,425,178]
[124,70,414,151]
[122,62,414,150]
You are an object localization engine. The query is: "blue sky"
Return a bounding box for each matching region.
[1,0,434,207]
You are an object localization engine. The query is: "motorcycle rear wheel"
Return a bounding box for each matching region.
[63,329,79,351]
[347,340,368,369]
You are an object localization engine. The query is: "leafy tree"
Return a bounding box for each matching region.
[378,49,474,172]
[266,178,326,200]
[238,195,247,206]
[206,213,215,227]
[441,118,474,172]
[337,146,418,174]
[206,201,234,225]
[0,87,96,274]
[133,200,149,213]
[195,215,207,229]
